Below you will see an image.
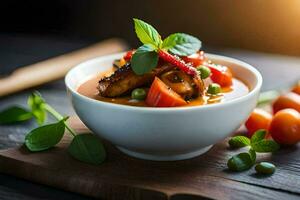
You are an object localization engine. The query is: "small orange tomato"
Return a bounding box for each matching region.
[272,92,300,114]
[245,108,272,138]
[291,81,300,95]
[269,109,300,145]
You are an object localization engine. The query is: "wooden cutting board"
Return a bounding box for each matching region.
[0,117,299,200]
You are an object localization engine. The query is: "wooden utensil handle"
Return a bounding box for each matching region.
[0,38,128,97]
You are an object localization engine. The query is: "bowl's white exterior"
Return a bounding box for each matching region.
[65,53,262,161]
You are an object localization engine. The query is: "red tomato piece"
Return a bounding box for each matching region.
[206,64,233,87]
[146,77,187,107]
[245,108,272,138]
[269,109,300,145]
[158,50,198,77]
[182,51,205,67]
[123,50,135,61]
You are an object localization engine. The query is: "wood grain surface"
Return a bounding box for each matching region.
[0,117,299,200]
[1,35,300,200]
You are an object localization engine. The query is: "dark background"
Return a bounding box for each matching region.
[1,0,300,56]
[1,1,300,199]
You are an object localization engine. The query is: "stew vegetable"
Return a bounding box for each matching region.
[78,18,249,107]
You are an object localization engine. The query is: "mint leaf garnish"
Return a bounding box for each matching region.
[133,18,162,48]
[68,134,106,165]
[0,106,32,124]
[228,136,251,148]
[28,92,47,125]
[227,128,280,173]
[250,130,279,152]
[131,44,159,75]
[162,33,201,56]
[227,152,254,172]
[251,129,267,144]
[25,118,67,151]
[251,139,280,152]
[249,148,256,163]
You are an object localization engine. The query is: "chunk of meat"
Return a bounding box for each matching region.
[160,69,204,100]
[98,62,173,97]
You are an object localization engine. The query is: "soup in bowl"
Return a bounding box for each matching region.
[65,52,262,161]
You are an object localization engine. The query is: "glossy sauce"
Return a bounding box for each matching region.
[77,72,249,107]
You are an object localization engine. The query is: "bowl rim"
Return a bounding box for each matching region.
[65,52,262,112]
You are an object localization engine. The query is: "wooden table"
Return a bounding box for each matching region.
[1,34,300,200]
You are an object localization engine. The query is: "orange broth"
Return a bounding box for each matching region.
[77,72,249,107]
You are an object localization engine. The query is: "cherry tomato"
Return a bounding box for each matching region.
[272,92,300,114]
[269,109,300,145]
[182,51,205,67]
[245,108,272,138]
[291,81,300,95]
[206,64,233,87]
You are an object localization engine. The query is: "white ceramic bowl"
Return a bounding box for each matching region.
[65,52,262,161]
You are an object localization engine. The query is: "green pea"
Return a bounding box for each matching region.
[207,83,221,95]
[131,88,147,100]
[197,66,211,79]
[255,162,276,175]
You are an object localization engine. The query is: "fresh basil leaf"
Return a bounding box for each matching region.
[25,118,66,151]
[162,33,201,56]
[131,44,159,75]
[28,92,47,125]
[228,136,251,148]
[133,18,162,48]
[227,152,254,172]
[0,106,32,124]
[68,134,106,165]
[249,148,256,163]
[251,139,280,153]
[251,129,267,144]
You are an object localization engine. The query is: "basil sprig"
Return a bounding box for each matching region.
[130,44,159,75]
[68,134,106,165]
[227,129,279,172]
[25,118,67,151]
[133,18,162,48]
[28,92,47,125]
[0,92,106,165]
[131,18,201,75]
[0,106,32,124]
[162,33,201,56]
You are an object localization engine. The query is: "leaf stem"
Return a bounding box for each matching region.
[42,104,76,137]
[257,90,279,106]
